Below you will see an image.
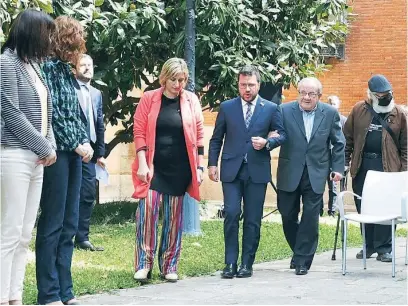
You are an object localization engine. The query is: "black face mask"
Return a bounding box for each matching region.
[377,93,393,106]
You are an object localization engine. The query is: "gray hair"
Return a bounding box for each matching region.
[79,53,93,62]
[298,77,323,94]
[327,95,341,105]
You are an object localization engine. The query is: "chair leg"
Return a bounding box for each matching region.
[362,223,366,270]
[342,220,348,275]
[405,228,408,266]
[392,219,395,278]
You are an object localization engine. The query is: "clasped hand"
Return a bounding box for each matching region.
[75,143,94,163]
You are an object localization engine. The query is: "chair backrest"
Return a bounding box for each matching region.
[361,171,408,216]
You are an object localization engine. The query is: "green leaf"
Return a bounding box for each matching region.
[94,79,108,86]
[116,26,125,39]
[95,0,104,7]
[245,51,253,60]
[36,0,53,13]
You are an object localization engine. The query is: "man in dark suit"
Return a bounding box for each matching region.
[275,77,345,275]
[74,54,106,251]
[208,65,287,278]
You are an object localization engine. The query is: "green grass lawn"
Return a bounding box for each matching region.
[23,219,365,304]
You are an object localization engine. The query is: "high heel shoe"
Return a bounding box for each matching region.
[133,268,152,283]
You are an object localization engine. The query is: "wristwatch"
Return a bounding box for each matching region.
[265,140,271,151]
[197,166,204,172]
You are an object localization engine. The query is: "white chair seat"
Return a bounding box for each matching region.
[345,213,401,225]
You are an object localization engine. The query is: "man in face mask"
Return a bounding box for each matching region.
[344,74,407,262]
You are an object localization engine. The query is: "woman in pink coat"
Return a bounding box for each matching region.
[132,58,204,282]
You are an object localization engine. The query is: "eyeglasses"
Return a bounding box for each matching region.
[239,83,257,89]
[298,91,319,98]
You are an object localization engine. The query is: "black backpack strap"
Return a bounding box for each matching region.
[365,102,400,154]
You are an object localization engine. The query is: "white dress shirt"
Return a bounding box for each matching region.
[241,95,258,120]
[299,104,317,142]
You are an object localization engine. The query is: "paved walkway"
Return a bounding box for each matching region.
[81,238,407,305]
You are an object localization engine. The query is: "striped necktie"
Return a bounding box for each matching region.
[245,102,253,128]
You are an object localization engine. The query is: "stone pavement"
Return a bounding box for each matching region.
[81,238,407,305]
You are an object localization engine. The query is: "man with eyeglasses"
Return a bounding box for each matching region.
[208,65,287,279]
[272,77,345,275]
[344,74,407,263]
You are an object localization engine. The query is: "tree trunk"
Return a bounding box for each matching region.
[183,0,201,236]
[185,0,196,92]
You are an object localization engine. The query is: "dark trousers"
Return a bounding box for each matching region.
[75,161,97,243]
[222,163,267,267]
[277,166,323,269]
[352,157,392,254]
[36,151,82,304]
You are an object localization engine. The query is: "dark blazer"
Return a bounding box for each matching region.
[74,81,105,159]
[277,101,345,194]
[208,96,287,183]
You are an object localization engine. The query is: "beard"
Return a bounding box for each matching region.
[367,89,395,114]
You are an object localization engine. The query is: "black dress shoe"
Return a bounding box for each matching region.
[290,257,295,269]
[75,241,104,251]
[236,265,253,278]
[63,299,81,305]
[295,265,308,275]
[221,264,237,279]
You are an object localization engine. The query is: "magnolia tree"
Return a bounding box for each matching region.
[1,0,352,157]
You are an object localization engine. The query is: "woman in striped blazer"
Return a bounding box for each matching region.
[0,9,56,305]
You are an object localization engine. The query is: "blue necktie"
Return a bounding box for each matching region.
[244,102,253,163]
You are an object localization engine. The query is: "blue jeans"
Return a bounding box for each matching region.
[36,151,82,304]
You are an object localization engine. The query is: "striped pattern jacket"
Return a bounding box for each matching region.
[1,48,56,158]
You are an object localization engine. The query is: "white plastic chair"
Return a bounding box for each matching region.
[336,170,408,278]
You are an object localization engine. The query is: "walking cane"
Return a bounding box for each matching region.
[261,180,279,219]
[237,180,278,221]
[331,170,348,260]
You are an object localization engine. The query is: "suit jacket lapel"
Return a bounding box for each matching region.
[248,97,263,131]
[309,102,325,141]
[292,103,306,139]
[232,97,247,132]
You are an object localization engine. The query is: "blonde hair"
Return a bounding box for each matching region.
[159,58,189,86]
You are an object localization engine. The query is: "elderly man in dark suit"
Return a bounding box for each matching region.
[275,77,345,275]
[74,54,106,251]
[208,65,287,279]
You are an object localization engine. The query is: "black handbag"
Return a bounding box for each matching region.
[365,102,400,154]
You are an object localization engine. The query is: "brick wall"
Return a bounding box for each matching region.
[282,0,407,116]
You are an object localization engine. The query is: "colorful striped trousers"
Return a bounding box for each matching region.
[135,189,184,274]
